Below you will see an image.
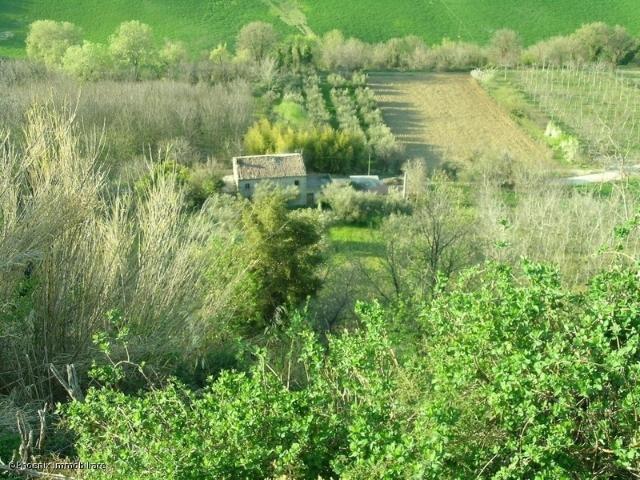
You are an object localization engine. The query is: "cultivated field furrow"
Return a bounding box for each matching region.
[369,72,551,168]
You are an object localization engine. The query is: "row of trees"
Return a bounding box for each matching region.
[26,20,175,80]
[317,23,639,71]
[25,19,640,82]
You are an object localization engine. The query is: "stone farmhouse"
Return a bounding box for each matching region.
[229,153,389,207]
[231,153,331,207]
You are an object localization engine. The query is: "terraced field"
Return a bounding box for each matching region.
[369,72,552,168]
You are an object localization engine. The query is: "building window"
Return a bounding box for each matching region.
[294,180,299,186]
[245,183,250,190]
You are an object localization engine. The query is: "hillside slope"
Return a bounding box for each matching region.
[1,0,639,58]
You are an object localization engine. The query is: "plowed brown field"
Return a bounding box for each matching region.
[369,72,551,168]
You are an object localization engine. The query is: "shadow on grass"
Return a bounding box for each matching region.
[329,225,386,260]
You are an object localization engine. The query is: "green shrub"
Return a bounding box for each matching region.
[243,119,369,173]
[62,303,413,479]
[544,121,582,163]
[241,184,324,325]
[62,261,640,478]
[320,183,409,224]
[134,161,223,211]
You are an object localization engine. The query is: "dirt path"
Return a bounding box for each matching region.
[369,72,551,169]
[262,0,314,36]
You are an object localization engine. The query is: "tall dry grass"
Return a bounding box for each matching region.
[0,66,254,168]
[0,103,251,404]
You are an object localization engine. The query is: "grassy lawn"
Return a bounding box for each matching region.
[2,0,640,58]
[321,224,392,313]
[328,224,387,274]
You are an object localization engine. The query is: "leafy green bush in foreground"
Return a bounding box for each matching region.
[63,261,640,479]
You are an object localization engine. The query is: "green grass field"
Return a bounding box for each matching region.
[0,0,291,58]
[328,225,385,264]
[2,0,639,58]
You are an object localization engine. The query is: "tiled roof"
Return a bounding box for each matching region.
[233,153,306,181]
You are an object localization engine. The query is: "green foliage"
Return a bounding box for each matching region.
[243,119,369,174]
[62,260,640,478]
[61,40,111,80]
[0,431,20,461]
[108,20,158,80]
[274,100,309,128]
[25,19,82,67]
[241,184,324,325]
[320,183,409,224]
[61,304,413,479]
[134,161,224,211]
[544,121,582,163]
[415,262,640,478]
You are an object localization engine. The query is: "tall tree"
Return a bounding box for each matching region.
[242,184,323,325]
[236,21,279,62]
[109,21,158,80]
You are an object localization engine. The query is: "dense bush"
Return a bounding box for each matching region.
[243,119,369,173]
[241,184,324,325]
[63,260,640,479]
[523,22,638,66]
[320,183,409,224]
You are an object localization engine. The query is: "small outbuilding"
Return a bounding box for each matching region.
[349,175,389,195]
